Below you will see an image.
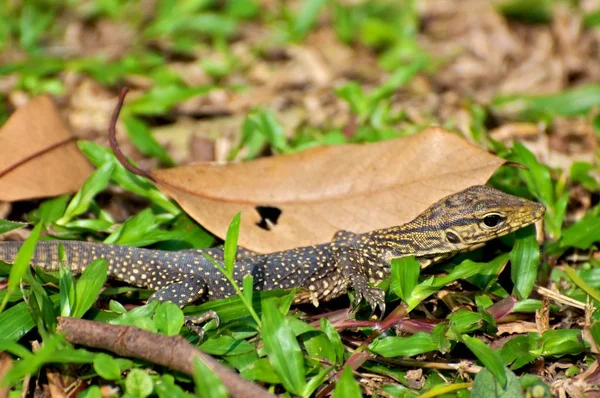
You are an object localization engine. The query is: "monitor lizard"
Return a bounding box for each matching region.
[0,185,544,320]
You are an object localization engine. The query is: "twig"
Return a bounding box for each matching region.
[374,357,482,374]
[107,88,155,181]
[535,285,586,310]
[57,317,272,398]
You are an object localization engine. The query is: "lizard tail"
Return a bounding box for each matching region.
[0,240,138,274]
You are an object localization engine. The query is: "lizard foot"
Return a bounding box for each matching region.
[184,310,220,340]
[355,287,386,318]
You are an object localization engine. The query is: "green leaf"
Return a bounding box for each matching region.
[192,356,228,398]
[510,225,539,300]
[199,335,254,356]
[462,335,506,387]
[369,333,437,357]
[534,329,586,356]
[492,84,600,119]
[289,0,327,41]
[0,220,28,235]
[93,353,122,381]
[125,369,154,398]
[500,334,538,369]
[556,212,600,250]
[57,161,115,225]
[72,259,108,318]
[0,223,42,314]
[390,256,420,301]
[78,386,103,398]
[123,115,175,166]
[320,317,345,365]
[260,299,306,394]
[78,141,180,215]
[58,245,75,317]
[224,212,241,278]
[332,366,361,398]
[471,367,522,398]
[242,275,253,308]
[449,310,485,334]
[36,195,70,226]
[153,301,184,336]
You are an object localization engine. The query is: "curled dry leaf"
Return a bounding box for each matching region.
[151,127,505,253]
[0,96,94,201]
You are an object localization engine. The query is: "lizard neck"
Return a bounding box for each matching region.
[366,219,452,261]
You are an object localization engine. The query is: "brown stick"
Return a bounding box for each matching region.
[57,317,272,398]
[107,88,155,181]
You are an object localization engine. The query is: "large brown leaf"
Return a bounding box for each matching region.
[0,96,93,201]
[151,127,505,253]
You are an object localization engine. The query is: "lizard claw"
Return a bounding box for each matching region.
[355,287,386,318]
[184,310,220,340]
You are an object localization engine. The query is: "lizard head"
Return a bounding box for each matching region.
[411,185,545,257]
[376,185,545,262]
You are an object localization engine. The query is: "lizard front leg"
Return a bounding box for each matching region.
[335,247,386,315]
[148,277,207,307]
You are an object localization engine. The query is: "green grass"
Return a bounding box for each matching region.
[1,0,600,397]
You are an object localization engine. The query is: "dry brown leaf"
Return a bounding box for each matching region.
[0,96,94,201]
[151,127,504,253]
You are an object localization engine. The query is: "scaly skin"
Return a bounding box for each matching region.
[0,186,545,312]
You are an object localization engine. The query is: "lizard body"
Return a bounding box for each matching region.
[0,186,545,311]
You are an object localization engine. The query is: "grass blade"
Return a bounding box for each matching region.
[261,299,305,394]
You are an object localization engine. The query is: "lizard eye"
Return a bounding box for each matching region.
[446,231,461,244]
[483,214,504,228]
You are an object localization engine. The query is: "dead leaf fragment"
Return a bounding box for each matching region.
[0,96,94,201]
[152,127,505,253]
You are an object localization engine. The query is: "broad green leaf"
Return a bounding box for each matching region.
[78,386,102,398]
[449,309,485,334]
[93,353,122,381]
[556,212,600,250]
[240,358,281,384]
[192,357,228,398]
[391,256,420,301]
[332,366,361,398]
[153,301,184,336]
[73,259,108,318]
[500,334,538,369]
[510,225,539,300]
[471,367,521,398]
[261,299,306,394]
[534,329,586,356]
[303,333,336,365]
[125,368,154,398]
[199,335,255,356]
[369,333,437,358]
[155,374,196,398]
[463,335,506,387]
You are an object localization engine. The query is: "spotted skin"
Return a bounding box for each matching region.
[0,186,545,311]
